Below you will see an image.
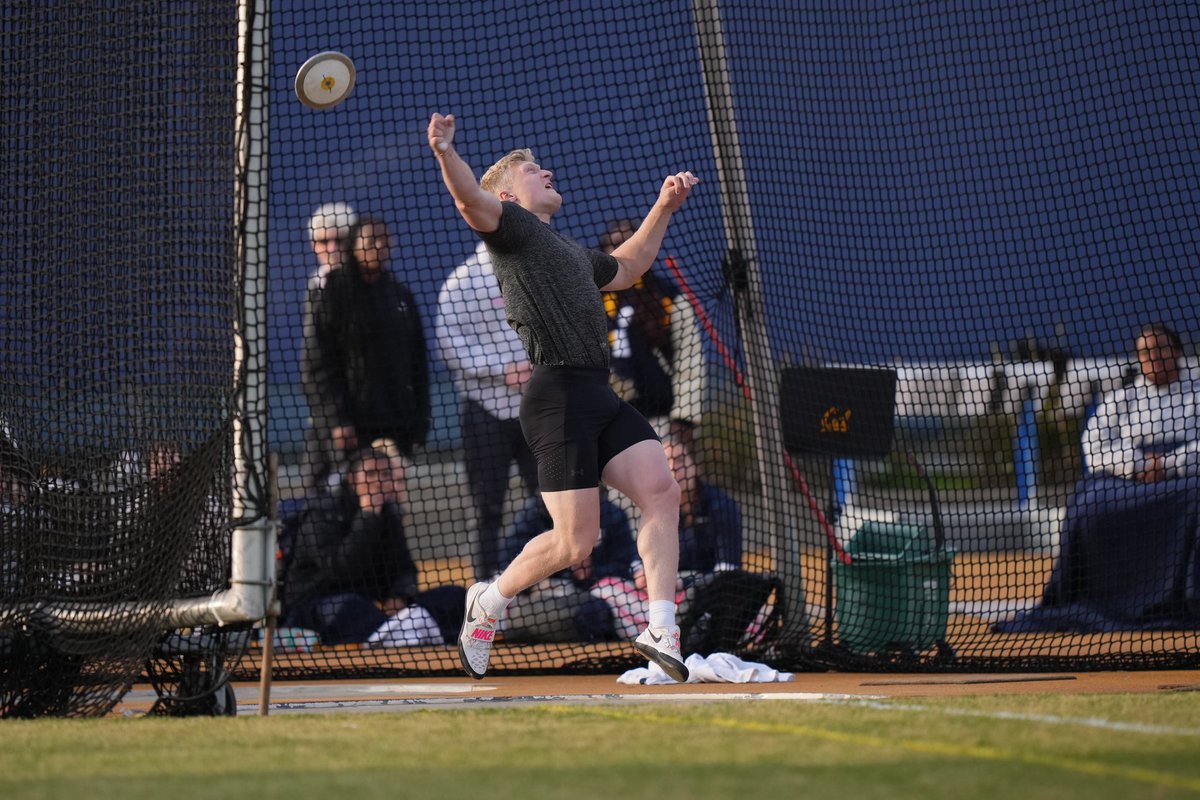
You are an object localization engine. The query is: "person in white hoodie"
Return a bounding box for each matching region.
[435,241,539,582]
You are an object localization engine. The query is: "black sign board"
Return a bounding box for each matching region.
[780,367,898,458]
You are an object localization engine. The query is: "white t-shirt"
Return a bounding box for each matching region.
[434,242,527,420]
[1083,373,1200,479]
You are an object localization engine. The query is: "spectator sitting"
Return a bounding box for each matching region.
[997,323,1200,631]
[0,429,28,513]
[1081,323,1198,485]
[0,432,30,596]
[498,492,636,643]
[667,429,742,580]
[281,441,465,646]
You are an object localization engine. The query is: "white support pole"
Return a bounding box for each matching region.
[226,0,276,635]
[6,519,274,633]
[233,0,270,526]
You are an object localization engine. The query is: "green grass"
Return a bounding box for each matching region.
[2,693,1199,799]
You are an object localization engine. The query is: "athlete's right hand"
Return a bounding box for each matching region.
[428,113,456,155]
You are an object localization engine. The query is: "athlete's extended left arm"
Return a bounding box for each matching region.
[602,171,700,291]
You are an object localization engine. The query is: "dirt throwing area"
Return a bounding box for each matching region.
[113,669,1200,716]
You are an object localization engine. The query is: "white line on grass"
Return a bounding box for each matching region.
[818,697,1200,737]
[239,690,1200,739]
[239,691,877,715]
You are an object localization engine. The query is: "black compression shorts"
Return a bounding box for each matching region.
[518,365,659,492]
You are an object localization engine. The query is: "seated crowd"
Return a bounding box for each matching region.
[275,423,785,657]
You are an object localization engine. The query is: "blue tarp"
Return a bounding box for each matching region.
[995,475,1200,632]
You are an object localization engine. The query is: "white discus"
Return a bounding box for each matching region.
[295,51,357,110]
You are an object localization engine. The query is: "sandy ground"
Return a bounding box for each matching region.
[113,669,1200,716]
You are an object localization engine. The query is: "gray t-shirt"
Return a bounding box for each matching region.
[479,202,619,367]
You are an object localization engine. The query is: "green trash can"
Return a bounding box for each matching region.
[832,521,953,656]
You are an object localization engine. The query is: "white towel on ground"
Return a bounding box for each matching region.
[617,652,794,685]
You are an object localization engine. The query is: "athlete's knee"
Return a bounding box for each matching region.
[640,468,680,515]
[552,528,599,566]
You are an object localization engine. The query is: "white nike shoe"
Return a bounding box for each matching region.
[457,582,499,679]
[634,625,689,682]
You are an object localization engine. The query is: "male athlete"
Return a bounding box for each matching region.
[428,112,699,681]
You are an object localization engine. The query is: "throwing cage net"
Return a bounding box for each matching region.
[4,1,1198,715]
[1,1,269,717]
[266,0,1199,678]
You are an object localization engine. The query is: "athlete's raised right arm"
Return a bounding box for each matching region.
[428,113,502,233]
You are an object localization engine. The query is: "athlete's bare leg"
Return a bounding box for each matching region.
[494,487,601,597]
[601,438,681,602]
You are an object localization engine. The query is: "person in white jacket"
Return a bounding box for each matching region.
[997,322,1200,631]
[1083,323,1199,482]
[435,241,539,582]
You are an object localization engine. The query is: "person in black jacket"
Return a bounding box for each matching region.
[302,215,431,489]
[281,443,464,645]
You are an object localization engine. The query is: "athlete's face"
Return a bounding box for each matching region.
[501,160,561,217]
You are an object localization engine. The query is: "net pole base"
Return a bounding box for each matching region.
[257,612,277,717]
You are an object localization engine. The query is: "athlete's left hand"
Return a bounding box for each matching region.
[657,171,700,212]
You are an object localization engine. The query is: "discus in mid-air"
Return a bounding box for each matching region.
[294,51,356,109]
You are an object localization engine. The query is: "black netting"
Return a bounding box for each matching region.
[264,1,1199,677]
[1,2,247,717]
[5,1,1199,710]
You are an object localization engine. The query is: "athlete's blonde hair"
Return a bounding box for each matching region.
[480,148,535,195]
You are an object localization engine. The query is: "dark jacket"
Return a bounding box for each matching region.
[302,266,430,452]
[679,480,742,573]
[281,486,418,613]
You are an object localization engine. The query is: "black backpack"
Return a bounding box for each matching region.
[679,570,785,656]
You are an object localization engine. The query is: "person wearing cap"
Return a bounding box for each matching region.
[306,201,358,291]
[300,202,359,490]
